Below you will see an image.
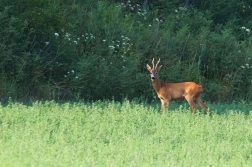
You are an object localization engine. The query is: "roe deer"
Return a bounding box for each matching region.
[146,58,208,114]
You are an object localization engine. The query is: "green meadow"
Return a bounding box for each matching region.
[0,100,252,166]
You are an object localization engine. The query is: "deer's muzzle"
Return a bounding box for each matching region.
[151,74,155,80]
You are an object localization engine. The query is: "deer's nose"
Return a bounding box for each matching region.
[151,73,155,80]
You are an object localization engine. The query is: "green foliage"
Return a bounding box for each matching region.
[0,0,252,102]
[1,101,252,166]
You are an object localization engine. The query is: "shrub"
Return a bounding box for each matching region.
[0,0,252,103]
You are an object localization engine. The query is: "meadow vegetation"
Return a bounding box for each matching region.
[0,100,252,166]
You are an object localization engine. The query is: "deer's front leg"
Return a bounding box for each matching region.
[160,98,170,113]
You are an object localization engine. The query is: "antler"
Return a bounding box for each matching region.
[155,58,160,69]
[150,58,161,69]
[152,58,155,69]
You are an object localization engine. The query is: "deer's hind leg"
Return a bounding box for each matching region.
[184,95,197,114]
[195,98,208,114]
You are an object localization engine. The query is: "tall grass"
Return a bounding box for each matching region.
[0,100,252,166]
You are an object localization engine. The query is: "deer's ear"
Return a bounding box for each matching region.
[146,64,152,71]
[157,65,162,72]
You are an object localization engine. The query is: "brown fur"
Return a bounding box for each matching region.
[147,58,208,114]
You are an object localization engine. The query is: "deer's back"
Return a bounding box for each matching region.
[160,82,202,99]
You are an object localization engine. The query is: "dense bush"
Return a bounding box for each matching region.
[0,0,252,103]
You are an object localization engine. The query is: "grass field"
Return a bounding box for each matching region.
[0,100,252,166]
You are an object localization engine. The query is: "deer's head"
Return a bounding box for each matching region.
[146,58,162,81]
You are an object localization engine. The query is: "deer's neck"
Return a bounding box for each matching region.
[151,78,162,93]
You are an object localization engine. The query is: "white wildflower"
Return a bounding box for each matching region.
[65,33,70,38]
[241,66,245,68]
[45,42,49,45]
[125,37,130,41]
[109,46,115,49]
[54,33,59,37]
